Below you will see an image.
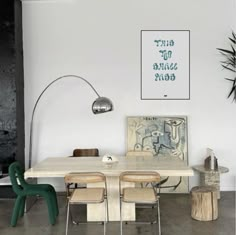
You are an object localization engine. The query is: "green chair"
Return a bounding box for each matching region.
[8,162,59,226]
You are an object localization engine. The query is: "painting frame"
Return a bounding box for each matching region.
[141,30,190,100]
[127,116,189,193]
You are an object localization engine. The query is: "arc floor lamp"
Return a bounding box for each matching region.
[28,74,113,169]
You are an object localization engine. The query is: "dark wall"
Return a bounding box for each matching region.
[0,0,24,178]
[15,0,25,170]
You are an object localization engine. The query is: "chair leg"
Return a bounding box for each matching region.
[47,187,59,218]
[104,203,106,235]
[52,189,59,216]
[47,185,59,218]
[157,200,161,235]
[120,199,123,235]
[106,197,109,223]
[44,194,56,225]
[50,190,59,217]
[104,199,108,235]
[65,202,70,235]
[68,203,78,225]
[18,196,26,217]
[11,196,24,227]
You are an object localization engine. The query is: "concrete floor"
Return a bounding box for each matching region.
[0,192,235,235]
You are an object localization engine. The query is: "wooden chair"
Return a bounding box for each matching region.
[65,172,108,235]
[126,151,169,191]
[126,151,154,188]
[71,148,99,189]
[126,151,183,193]
[119,171,161,235]
[73,148,99,157]
[126,150,153,158]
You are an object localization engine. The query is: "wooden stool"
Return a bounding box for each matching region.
[191,186,218,221]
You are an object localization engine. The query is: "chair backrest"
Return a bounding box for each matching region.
[64,172,106,196]
[72,148,99,157]
[8,162,28,194]
[126,151,153,157]
[120,171,161,183]
[65,172,105,184]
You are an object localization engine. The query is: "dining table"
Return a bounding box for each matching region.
[24,155,194,221]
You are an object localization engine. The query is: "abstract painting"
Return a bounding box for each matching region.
[127,116,189,193]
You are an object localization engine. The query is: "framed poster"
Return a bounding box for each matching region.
[141,30,190,100]
[127,116,189,193]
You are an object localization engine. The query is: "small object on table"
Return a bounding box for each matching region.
[102,155,118,163]
[191,186,218,221]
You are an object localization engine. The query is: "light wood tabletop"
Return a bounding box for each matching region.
[25,156,194,178]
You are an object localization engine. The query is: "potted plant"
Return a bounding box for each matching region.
[217,31,236,102]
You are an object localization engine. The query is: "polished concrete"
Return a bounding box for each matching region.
[0,192,235,235]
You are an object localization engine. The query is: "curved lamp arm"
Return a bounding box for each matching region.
[28,74,113,169]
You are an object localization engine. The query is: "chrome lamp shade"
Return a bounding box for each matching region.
[92,97,113,114]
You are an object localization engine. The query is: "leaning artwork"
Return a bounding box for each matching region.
[127,116,189,193]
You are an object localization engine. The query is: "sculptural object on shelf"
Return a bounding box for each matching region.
[204,148,218,171]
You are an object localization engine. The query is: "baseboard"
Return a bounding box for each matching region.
[221,186,235,191]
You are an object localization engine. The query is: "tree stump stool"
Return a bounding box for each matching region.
[191,186,218,221]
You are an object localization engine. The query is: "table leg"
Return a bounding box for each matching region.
[200,172,220,199]
[87,176,135,221]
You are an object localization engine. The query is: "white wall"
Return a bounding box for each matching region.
[22,0,236,191]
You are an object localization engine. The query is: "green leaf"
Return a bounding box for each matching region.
[232,31,236,40]
[221,60,235,67]
[222,65,235,72]
[229,37,236,44]
[233,78,236,86]
[217,48,235,55]
[218,31,236,102]
[228,57,236,65]
[230,45,236,54]
[227,85,235,98]
[225,78,234,81]
[234,87,236,101]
